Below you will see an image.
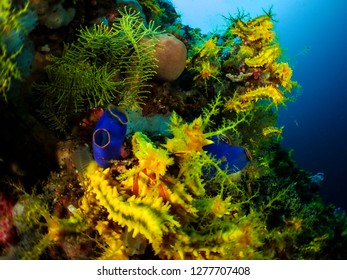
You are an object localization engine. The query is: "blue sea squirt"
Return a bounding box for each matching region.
[92,105,128,168]
[203,135,251,174]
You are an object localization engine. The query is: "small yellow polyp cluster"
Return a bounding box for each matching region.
[186,35,223,89]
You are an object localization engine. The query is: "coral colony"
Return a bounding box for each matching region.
[1,0,346,259]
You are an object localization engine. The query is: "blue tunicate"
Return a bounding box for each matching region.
[203,135,251,175]
[92,105,128,168]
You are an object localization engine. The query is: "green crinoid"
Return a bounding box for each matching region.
[36,7,160,132]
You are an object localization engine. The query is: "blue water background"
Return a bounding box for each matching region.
[172,0,347,209]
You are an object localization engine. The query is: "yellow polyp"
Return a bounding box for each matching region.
[102,168,110,175]
[95,221,128,259]
[238,45,255,58]
[199,38,220,58]
[273,62,294,91]
[231,15,274,45]
[139,0,163,15]
[196,60,220,80]
[47,216,62,242]
[262,126,284,137]
[164,112,213,156]
[225,85,285,113]
[247,15,272,29]
[209,196,232,218]
[224,98,245,113]
[164,182,198,216]
[245,44,281,67]
[285,217,303,232]
[84,161,120,197]
[88,169,180,248]
[244,85,285,105]
[247,26,274,43]
[132,132,174,177]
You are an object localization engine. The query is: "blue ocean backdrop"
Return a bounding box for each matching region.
[173,0,347,210]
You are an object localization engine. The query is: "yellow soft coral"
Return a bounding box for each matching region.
[262,126,284,137]
[162,217,264,260]
[95,221,128,259]
[81,161,180,251]
[248,16,274,43]
[104,195,179,250]
[186,35,222,89]
[131,132,174,177]
[231,15,274,45]
[164,112,213,156]
[272,62,295,91]
[238,45,256,59]
[139,0,162,15]
[195,60,220,80]
[225,85,285,112]
[245,44,281,67]
[197,196,232,219]
[118,132,176,199]
[199,38,220,58]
